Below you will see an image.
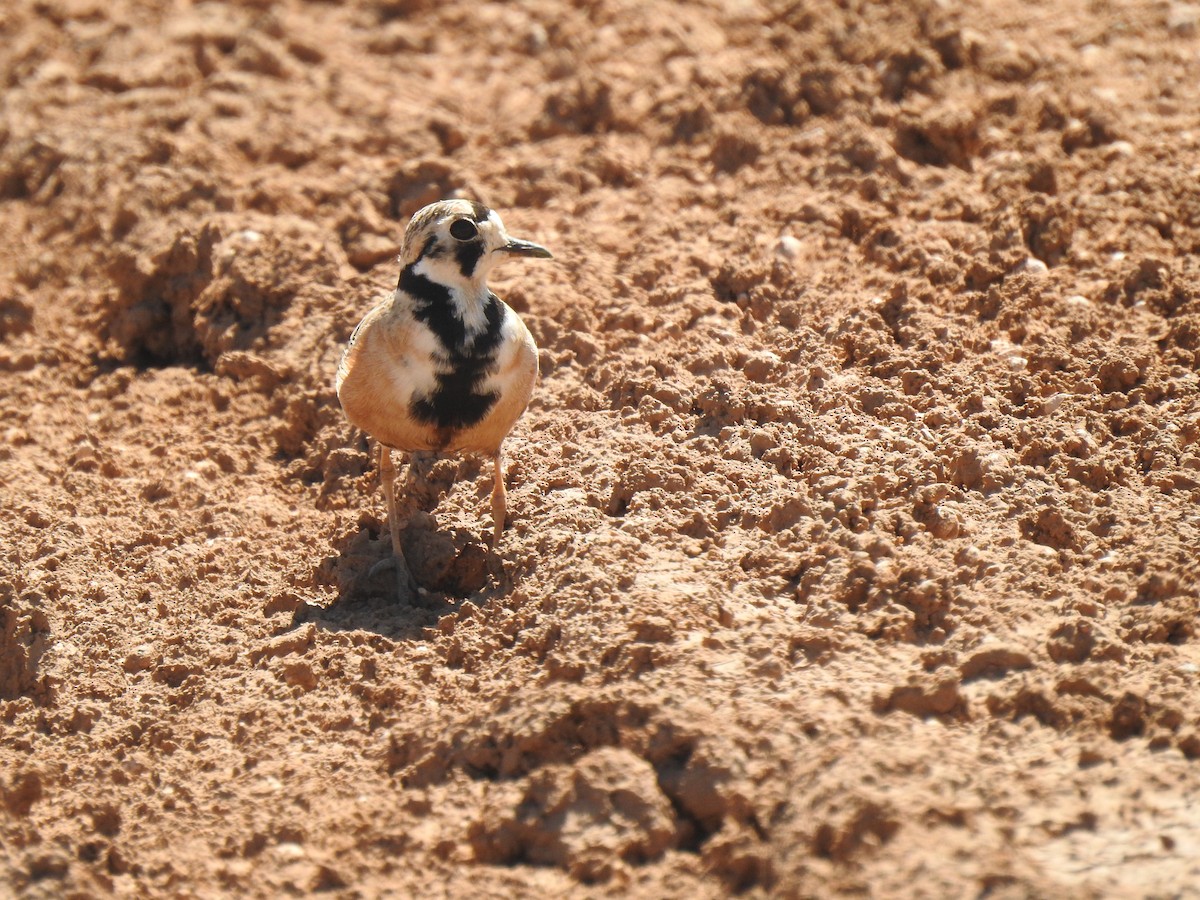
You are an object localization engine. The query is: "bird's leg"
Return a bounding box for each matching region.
[374,445,417,601]
[490,447,507,550]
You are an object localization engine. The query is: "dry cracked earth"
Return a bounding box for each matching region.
[3,0,1200,896]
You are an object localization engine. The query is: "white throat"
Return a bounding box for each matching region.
[413,256,492,342]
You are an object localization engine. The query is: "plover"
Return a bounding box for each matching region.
[336,199,552,600]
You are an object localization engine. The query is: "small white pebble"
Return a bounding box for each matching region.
[775,235,803,259]
[1006,355,1028,371]
[957,545,982,566]
[274,842,305,861]
[1066,294,1091,306]
[1168,3,1200,36]
[1017,257,1049,275]
[525,23,548,52]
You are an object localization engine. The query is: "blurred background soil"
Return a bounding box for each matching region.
[3,0,1200,895]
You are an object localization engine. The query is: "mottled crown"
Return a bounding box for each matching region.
[401,199,494,265]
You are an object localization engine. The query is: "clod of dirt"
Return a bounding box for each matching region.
[0,592,50,702]
[959,643,1035,682]
[0,292,34,340]
[893,104,981,169]
[469,747,679,883]
[812,798,901,862]
[2,770,43,817]
[100,225,219,367]
[533,76,618,138]
[99,216,344,369]
[874,675,964,718]
[401,518,492,596]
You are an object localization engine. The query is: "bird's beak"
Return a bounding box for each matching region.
[500,238,553,259]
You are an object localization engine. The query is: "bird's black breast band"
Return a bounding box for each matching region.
[399,267,506,436]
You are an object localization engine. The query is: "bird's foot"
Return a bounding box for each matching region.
[368,554,420,604]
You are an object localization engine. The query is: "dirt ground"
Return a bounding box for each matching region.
[3,0,1200,896]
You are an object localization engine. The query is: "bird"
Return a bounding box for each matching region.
[335,199,552,601]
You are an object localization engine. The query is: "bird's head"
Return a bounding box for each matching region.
[399,199,552,292]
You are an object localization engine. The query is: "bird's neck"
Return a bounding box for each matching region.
[399,260,494,349]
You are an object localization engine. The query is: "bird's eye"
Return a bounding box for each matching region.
[449,219,478,241]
